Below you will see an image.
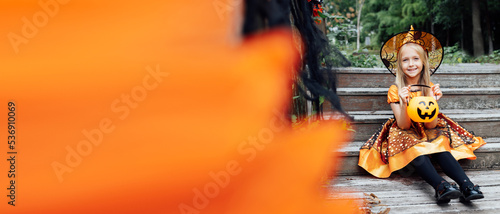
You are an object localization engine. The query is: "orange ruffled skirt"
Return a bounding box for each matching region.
[358,113,486,178]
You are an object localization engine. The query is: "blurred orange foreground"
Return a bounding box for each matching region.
[0,0,359,213]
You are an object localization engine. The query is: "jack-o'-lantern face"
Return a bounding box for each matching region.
[407,96,439,122]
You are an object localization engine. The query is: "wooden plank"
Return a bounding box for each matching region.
[337,88,500,95]
[330,170,500,213]
[351,121,500,141]
[386,199,500,214]
[344,109,500,115]
[335,92,500,112]
[339,138,500,155]
[336,64,500,89]
[336,149,500,176]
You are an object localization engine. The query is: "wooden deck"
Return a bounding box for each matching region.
[329,64,500,213]
[329,170,500,214]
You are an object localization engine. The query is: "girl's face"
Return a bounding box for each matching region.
[399,44,423,81]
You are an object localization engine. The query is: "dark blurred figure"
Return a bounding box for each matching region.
[243,0,351,120]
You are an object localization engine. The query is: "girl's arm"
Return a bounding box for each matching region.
[424,84,443,129]
[391,85,412,129]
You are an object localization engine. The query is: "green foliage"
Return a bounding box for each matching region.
[322,0,359,47]
[322,0,500,67]
[362,0,432,45]
[401,0,428,24]
[342,43,500,68]
[473,50,500,64]
[320,44,352,67]
[442,44,470,64]
[442,43,500,64]
[432,0,462,30]
[346,53,383,68]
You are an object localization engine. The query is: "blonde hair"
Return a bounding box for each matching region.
[395,43,431,96]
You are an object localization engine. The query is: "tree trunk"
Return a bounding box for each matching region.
[471,0,484,57]
[461,16,464,50]
[484,0,493,54]
[430,0,434,35]
[431,19,435,35]
[446,29,450,47]
[356,0,364,52]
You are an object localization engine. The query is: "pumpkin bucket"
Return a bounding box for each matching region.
[406,85,439,122]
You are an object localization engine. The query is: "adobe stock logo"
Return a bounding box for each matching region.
[7,0,70,54]
[51,64,169,183]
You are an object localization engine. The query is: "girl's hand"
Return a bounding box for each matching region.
[431,84,443,101]
[399,85,410,105]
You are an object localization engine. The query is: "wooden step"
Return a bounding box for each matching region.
[335,138,500,176]
[330,170,500,213]
[324,109,500,176]
[333,87,500,111]
[336,63,500,88]
[336,109,500,141]
[328,64,500,213]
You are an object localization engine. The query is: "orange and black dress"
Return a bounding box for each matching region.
[358,85,486,178]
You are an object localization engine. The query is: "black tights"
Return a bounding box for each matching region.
[410,152,473,190]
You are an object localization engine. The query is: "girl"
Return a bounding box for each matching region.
[358,26,486,203]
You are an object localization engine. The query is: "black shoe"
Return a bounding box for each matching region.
[435,182,462,203]
[460,185,484,202]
